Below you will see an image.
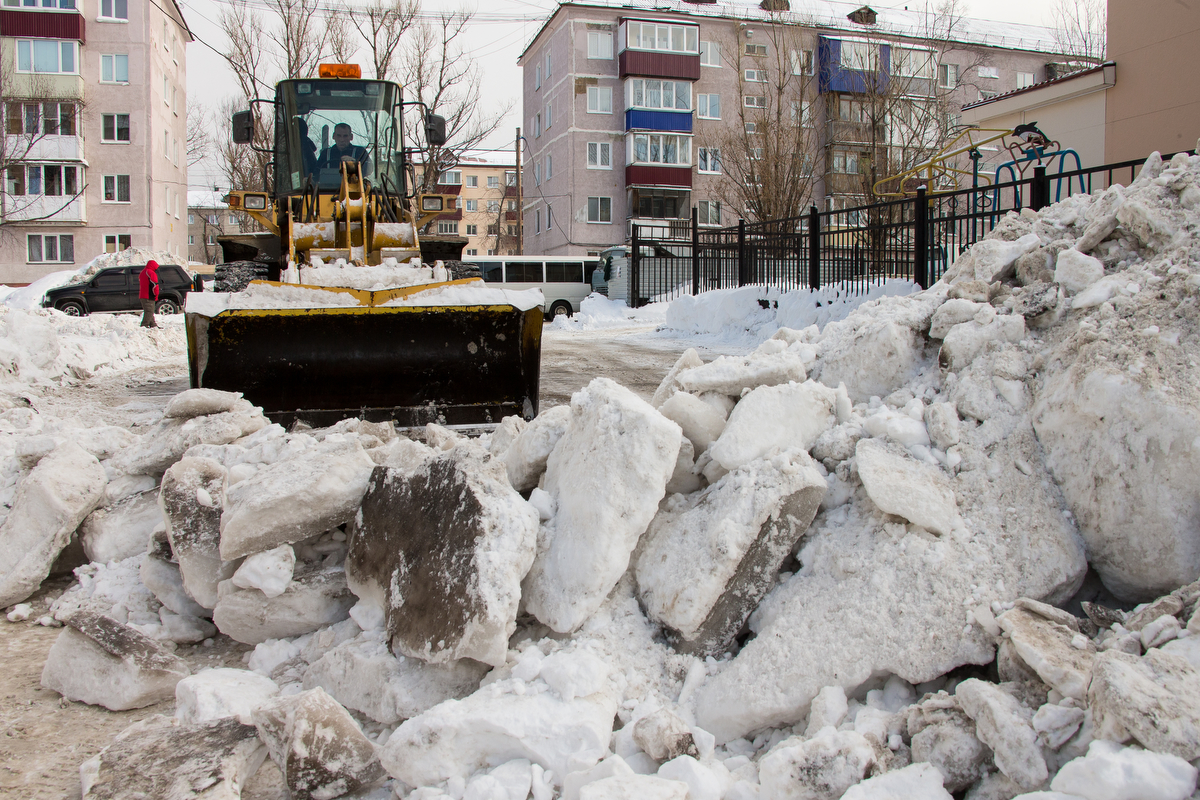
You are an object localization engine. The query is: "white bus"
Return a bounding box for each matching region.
[461,256,598,318]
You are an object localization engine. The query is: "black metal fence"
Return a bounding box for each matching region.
[627,151,1184,307]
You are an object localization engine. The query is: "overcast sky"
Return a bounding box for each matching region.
[181,0,1064,189]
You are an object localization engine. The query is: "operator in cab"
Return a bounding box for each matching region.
[316,123,371,174]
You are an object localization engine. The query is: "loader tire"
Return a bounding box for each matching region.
[214,261,270,293]
[442,260,481,281]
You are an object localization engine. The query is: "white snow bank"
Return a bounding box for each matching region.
[550,295,668,331]
[186,282,362,315]
[381,284,544,312]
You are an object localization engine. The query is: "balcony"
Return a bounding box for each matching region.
[619,50,701,81]
[7,134,83,162]
[625,109,692,134]
[1,192,85,223]
[625,164,691,188]
[817,36,891,95]
[0,8,84,40]
[825,119,887,147]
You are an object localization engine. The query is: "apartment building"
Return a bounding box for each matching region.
[518,0,1068,256]
[187,189,246,265]
[0,0,190,284]
[417,155,521,256]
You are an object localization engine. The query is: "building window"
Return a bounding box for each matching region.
[3,0,76,8]
[437,221,459,234]
[534,113,541,137]
[11,102,76,136]
[24,164,79,196]
[546,207,552,229]
[790,49,814,76]
[587,30,613,59]
[1016,71,1036,89]
[586,86,612,114]
[438,170,462,185]
[791,100,813,127]
[464,199,477,211]
[587,196,611,223]
[839,41,878,71]
[466,248,478,255]
[697,200,720,226]
[206,214,218,224]
[744,43,767,57]
[206,234,216,245]
[535,65,541,90]
[743,69,767,83]
[544,154,553,179]
[466,224,477,235]
[100,54,129,83]
[697,93,720,119]
[188,213,195,224]
[977,65,999,79]
[487,224,498,235]
[102,113,130,142]
[487,200,500,213]
[99,0,127,19]
[487,175,499,189]
[545,102,552,128]
[229,215,237,224]
[745,122,758,134]
[750,148,764,161]
[505,200,516,212]
[838,96,867,122]
[700,41,720,67]
[535,209,541,233]
[465,175,478,187]
[632,133,691,165]
[103,174,131,202]
[831,150,859,174]
[188,234,194,244]
[626,21,698,54]
[587,141,612,169]
[507,225,518,236]
[938,63,957,89]
[104,234,131,252]
[487,249,495,255]
[697,147,720,173]
[629,78,691,111]
[743,95,766,109]
[27,234,74,263]
[892,47,934,78]
[506,171,516,186]
[16,40,77,74]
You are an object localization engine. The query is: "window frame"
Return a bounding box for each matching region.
[587,196,612,224]
[98,0,127,20]
[743,95,766,109]
[743,68,767,83]
[99,53,129,84]
[587,30,613,60]
[696,93,720,119]
[16,39,78,74]
[697,146,720,174]
[587,141,612,170]
[699,40,721,67]
[627,78,691,112]
[697,200,721,226]
[586,85,613,114]
[102,173,131,203]
[101,113,131,143]
[624,21,699,55]
[630,132,692,166]
[744,43,767,57]
[438,170,462,186]
[938,63,958,89]
[27,233,74,264]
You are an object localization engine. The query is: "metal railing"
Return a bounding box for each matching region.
[627,150,1187,307]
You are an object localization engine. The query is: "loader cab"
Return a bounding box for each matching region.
[273,76,406,198]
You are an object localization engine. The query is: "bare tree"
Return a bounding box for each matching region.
[187,102,212,169]
[1049,0,1106,68]
[265,0,342,80]
[351,0,418,80]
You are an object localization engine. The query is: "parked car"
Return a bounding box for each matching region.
[41,264,194,316]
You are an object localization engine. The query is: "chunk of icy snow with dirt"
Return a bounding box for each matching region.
[675,348,807,396]
[657,755,728,800]
[213,566,355,645]
[579,775,689,800]
[955,679,1047,790]
[302,630,487,725]
[758,727,876,800]
[1088,648,1200,760]
[944,233,1041,285]
[839,762,953,800]
[159,456,233,610]
[80,715,267,800]
[522,378,681,633]
[855,439,961,536]
[505,404,572,492]
[1051,740,1197,800]
[633,708,698,762]
[928,299,984,340]
[80,490,161,564]
[378,653,618,788]
[1054,249,1105,294]
[1031,703,1085,750]
[636,448,826,656]
[651,348,705,409]
[41,610,190,711]
[938,314,1026,373]
[0,441,106,608]
[345,443,538,668]
[164,388,244,419]
[709,381,836,471]
[175,668,280,725]
[231,544,296,599]
[997,607,1095,700]
[563,755,635,800]
[253,687,386,800]
[908,699,989,792]
[924,402,960,451]
[110,400,266,476]
[658,391,727,453]
[220,439,375,560]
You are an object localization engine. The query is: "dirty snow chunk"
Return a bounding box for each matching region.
[710,381,836,471]
[564,755,635,800]
[758,728,876,800]
[164,388,244,419]
[231,544,296,599]
[466,758,535,800]
[1089,649,1200,760]
[378,673,619,788]
[160,457,232,610]
[1050,740,1197,800]
[0,441,106,608]
[658,391,727,453]
[1116,196,1175,250]
[636,448,826,656]
[539,649,610,703]
[1075,184,1124,253]
[1161,637,1200,669]
[924,402,960,451]
[1054,249,1105,294]
[945,234,1041,284]
[41,610,190,710]
[254,687,386,800]
[840,762,952,800]
[997,607,1095,700]
[79,715,266,800]
[806,686,850,735]
[939,315,1026,373]
[80,491,161,564]
[110,401,266,476]
[657,755,727,800]
[676,349,807,396]
[855,439,960,536]
[346,444,538,668]
[579,775,689,800]
[634,708,698,762]
[651,349,704,409]
[1032,703,1086,750]
[7,603,32,622]
[910,709,990,792]
[220,439,375,561]
[505,404,572,492]
[213,567,355,645]
[929,299,984,340]
[175,668,280,726]
[1142,614,1182,649]
[522,378,680,633]
[303,631,486,725]
[956,679,1047,790]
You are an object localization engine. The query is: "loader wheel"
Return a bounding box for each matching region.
[214,261,270,292]
[442,260,481,281]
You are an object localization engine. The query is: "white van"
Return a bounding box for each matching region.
[462,256,596,318]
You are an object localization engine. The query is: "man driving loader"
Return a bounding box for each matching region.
[317,123,372,174]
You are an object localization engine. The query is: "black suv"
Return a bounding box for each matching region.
[42,264,194,316]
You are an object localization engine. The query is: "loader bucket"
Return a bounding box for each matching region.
[185,286,542,429]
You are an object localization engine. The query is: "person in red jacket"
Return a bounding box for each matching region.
[139,260,160,328]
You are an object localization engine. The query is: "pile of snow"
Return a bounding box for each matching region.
[299,258,448,292]
[6,145,1200,799]
[550,295,669,331]
[2,248,180,310]
[381,284,544,312]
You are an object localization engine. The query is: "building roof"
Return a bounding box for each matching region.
[962,62,1111,112]
[188,190,228,210]
[520,0,1062,59]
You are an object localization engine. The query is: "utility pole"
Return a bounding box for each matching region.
[515,127,522,255]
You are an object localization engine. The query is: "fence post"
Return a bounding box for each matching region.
[737,218,747,287]
[808,204,820,291]
[914,187,928,290]
[691,206,700,296]
[1031,164,1049,211]
[630,223,641,307]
